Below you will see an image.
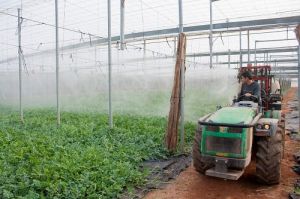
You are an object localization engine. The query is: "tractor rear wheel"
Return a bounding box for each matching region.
[192,128,213,174]
[255,129,282,185]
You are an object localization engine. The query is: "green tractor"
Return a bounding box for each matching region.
[193,65,284,184]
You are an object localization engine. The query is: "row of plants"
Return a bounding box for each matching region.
[0,108,195,198]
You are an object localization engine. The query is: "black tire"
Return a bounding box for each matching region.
[192,128,213,174]
[255,130,282,185]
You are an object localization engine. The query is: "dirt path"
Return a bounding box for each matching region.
[145,88,299,199]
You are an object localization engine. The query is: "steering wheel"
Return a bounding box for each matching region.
[238,94,258,102]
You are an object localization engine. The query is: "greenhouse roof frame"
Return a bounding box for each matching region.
[0,15,299,64]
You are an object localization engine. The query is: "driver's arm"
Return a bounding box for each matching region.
[238,83,244,98]
[244,83,260,97]
[253,83,260,98]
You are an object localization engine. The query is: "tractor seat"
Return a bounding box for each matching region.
[234,101,258,109]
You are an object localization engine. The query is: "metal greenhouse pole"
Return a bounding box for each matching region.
[297,36,300,133]
[239,30,242,67]
[294,24,300,132]
[255,40,257,65]
[178,0,184,152]
[209,0,222,68]
[228,49,231,69]
[178,1,183,33]
[174,37,177,57]
[298,45,300,133]
[247,30,250,64]
[55,0,60,126]
[18,8,24,123]
[120,0,125,50]
[209,0,213,69]
[108,0,113,128]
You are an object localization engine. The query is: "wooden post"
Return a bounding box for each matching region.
[165,33,187,151]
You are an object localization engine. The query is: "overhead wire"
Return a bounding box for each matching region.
[138,0,176,24]
[0,10,105,40]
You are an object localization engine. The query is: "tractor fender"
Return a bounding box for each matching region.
[271,110,282,120]
[255,118,279,136]
[264,110,282,120]
[198,113,213,123]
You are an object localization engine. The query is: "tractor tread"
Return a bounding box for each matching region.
[256,131,282,185]
[192,129,214,174]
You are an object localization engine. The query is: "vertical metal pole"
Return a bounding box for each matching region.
[298,45,300,133]
[247,30,250,65]
[143,40,146,72]
[143,40,146,58]
[209,0,213,69]
[120,0,125,50]
[94,46,97,68]
[55,0,60,126]
[108,0,113,128]
[178,0,184,152]
[174,36,177,57]
[255,41,257,65]
[228,49,231,69]
[178,0,183,33]
[18,8,23,123]
[239,30,242,68]
[279,62,282,91]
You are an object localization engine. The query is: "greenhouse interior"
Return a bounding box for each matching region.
[0,0,300,198]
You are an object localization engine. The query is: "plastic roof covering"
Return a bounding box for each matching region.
[0,0,298,112]
[0,0,299,69]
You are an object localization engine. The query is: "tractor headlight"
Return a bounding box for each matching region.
[264,124,270,130]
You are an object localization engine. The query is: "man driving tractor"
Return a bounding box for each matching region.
[239,71,260,101]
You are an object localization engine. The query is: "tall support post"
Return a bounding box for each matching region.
[108,0,113,128]
[298,45,300,133]
[247,30,250,65]
[280,62,283,89]
[209,0,213,69]
[179,0,183,33]
[18,8,24,123]
[94,46,97,68]
[55,0,60,126]
[255,41,257,65]
[143,40,146,72]
[228,49,231,69]
[174,36,177,57]
[178,0,184,152]
[143,40,146,58]
[239,30,242,68]
[120,0,125,50]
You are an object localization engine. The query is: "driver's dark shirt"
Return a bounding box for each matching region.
[240,81,260,97]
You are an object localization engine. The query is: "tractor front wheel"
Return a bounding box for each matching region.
[255,129,282,185]
[192,128,213,174]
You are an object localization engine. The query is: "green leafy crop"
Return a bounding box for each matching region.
[0,109,195,198]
